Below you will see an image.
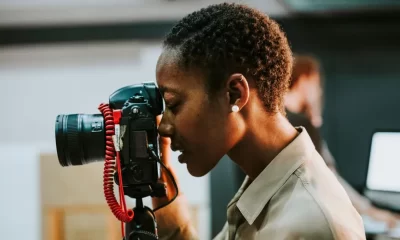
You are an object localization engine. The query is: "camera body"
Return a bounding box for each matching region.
[118,94,159,187]
[55,82,166,199]
[110,83,165,199]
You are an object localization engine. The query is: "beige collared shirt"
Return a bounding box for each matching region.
[155,127,366,240]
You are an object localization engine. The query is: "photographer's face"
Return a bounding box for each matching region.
[156,50,237,177]
[302,73,323,127]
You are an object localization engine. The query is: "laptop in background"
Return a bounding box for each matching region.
[364,130,400,211]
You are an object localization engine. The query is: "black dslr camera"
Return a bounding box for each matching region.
[55,82,174,240]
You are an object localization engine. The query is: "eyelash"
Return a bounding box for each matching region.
[167,104,177,110]
[166,103,179,113]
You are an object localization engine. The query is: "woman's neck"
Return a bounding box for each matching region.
[227,112,298,180]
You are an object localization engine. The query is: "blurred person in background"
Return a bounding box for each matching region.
[285,54,400,229]
[152,3,365,240]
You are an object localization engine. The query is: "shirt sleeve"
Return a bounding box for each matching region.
[335,173,372,213]
[320,142,372,213]
[154,195,199,240]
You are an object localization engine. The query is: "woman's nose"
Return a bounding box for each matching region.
[157,115,174,138]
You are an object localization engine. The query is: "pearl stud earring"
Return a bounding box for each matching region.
[231,105,239,112]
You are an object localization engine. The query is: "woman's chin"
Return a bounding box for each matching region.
[186,163,209,177]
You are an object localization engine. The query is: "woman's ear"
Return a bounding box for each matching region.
[226,73,250,112]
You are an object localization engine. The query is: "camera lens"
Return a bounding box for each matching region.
[55,114,105,166]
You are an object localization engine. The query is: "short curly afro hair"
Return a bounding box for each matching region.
[162,3,293,113]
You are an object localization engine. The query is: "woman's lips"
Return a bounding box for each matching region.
[178,151,187,163]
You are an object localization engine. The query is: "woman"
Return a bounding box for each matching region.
[285,54,400,230]
[153,3,365,239]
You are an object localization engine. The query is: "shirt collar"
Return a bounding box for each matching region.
[235,127,315,225]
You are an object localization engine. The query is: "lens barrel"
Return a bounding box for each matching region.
[55,114,105,166]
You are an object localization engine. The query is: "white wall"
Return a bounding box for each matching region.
[0,0,288,26]
[0,41,210,239]
[0,145,40,240]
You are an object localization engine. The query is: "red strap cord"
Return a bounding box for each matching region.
[98,103,134,237]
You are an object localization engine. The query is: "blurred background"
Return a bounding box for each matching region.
[1,0,400,239]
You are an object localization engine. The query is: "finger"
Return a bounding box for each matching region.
[156,114,171,161]
[155,114,180,196]
[156,115,171,150]
[160,139,172,172]
[156,114,162,126]
[380,212,399,229]
[159,147,180,196]
[388,218,398,229]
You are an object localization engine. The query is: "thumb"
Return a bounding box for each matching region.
[155,115,180,195]
[156,115,172,167]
